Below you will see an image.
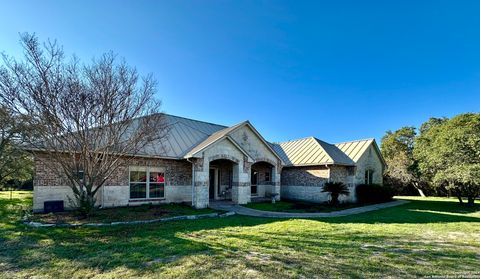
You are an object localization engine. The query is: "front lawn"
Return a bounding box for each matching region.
[30,202,218,225]
[244,199,363,213]
[1,191,479,278]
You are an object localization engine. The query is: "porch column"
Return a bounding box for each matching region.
[232,158,251,204]
[192,158,209,209]
[272,164,281,201]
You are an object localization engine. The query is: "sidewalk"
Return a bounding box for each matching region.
[209,200,409,218]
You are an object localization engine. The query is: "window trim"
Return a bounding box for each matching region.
[129,166,166,200]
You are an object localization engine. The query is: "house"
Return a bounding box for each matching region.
[32,114,386,212]
[272,137,385,203]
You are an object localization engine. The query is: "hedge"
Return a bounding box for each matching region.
[356,184,395,204]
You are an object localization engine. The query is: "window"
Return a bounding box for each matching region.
[72,168,85,184]
[130,167,165,199]
[265,171,271,182]
[251,170,258,195]
[365,170,374,185]
[73,170,84,180]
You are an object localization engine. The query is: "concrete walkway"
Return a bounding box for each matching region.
[209,200,409,218]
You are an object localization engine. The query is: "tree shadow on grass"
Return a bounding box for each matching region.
[0,215,278,277]
[1,198,479,277]
[323,199,480,225]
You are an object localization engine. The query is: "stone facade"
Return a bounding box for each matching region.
[353,145,384,185]
[185,124,282,209]
[281,165,357,203]
[33,153,193,212]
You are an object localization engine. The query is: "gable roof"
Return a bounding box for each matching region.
[271,137,355,167]
[183,121,246,158]
[184,121,284,163]
[334,138,386,167]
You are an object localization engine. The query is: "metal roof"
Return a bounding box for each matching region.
[334,138,386,166]
[272,137,355,167]
[334,139,374,162]
[137,116,284,163]
[137,114,227,158]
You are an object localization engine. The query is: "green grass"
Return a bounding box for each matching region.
[244,199,361,213]
[1,191,479,278]
[30,202,217,225]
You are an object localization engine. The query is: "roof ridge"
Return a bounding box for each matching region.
[334,138,375,145]
[312,137,336,146]
[311,138,335,163]
[277,136,317,145]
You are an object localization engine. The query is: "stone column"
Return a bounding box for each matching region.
[192,158,209,209]
[272,163,282,201]
[232,159,251,204]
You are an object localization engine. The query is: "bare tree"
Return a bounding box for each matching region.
[0,33,168,215]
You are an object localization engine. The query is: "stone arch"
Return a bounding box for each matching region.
[208,154,240,164]
[253,157,277,167]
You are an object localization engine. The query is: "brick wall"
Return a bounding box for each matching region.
[33,153,193,211]
[281,165,329,186]
[34,153,192,188]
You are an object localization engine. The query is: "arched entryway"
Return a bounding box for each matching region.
[250,161,275,198]
[209,159,238,201]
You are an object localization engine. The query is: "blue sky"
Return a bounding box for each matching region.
[1,1,479,144]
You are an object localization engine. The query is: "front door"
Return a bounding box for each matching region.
[251,169,258,195]
[209,169,215,199]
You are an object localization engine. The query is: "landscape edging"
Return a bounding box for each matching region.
[24,211,236,228]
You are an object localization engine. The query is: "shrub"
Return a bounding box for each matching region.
[322,182,350,205]
[355,184,394,204]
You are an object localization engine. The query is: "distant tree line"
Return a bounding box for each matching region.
[381,113,480,206]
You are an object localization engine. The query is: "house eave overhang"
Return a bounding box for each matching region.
[283,162,356,168]
[242,121,285,165]
[184,121,284,165]
[184,135,255,163]
[26,147,184,161]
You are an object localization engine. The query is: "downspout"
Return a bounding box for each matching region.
[325,164,330,182]
[187,158,195,207]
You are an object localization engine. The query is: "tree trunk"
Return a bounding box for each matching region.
[412,182,426,197]
[331,193,339,205]
[467,197,475,207]
[456,194,463,204]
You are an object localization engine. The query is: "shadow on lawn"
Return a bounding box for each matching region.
[0,197,479,277]
[325,199,480,225]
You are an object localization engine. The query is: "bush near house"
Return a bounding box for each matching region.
[321,181,350,205]
[356,184,395,204]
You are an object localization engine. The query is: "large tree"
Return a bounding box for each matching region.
[0,34,168,215]
[0,105,33,188]
[414,114,480,206]
[381,127,427,196]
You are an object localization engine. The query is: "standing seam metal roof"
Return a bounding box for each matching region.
[137,114,227,158]
[334,139,374,163]
[334,138,386,167]
[271,137,355,166]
